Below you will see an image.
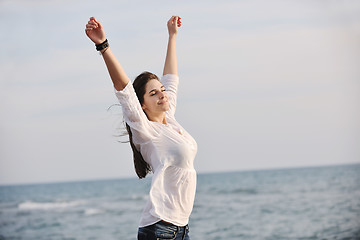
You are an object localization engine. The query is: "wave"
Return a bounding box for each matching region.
[115,194,148,201]
[84,208,104,216]
[129,194,148,200]
[18,200,85,210]
[215,188,258,195]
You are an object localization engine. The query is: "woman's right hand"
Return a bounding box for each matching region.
[85,17,106,44]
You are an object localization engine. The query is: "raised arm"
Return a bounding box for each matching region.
[163,16,181,76]
[85,17,130,91]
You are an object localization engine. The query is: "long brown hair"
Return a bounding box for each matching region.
[127,71,159,179]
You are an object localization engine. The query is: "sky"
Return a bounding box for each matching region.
[0,0,359,185]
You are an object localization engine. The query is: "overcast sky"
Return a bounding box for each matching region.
[1,0,359,185]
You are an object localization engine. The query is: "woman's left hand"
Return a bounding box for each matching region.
[167,16,181,36]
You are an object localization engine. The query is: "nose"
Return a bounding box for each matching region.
[159,91,165,99]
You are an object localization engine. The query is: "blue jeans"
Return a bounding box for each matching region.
[137,220,190,240]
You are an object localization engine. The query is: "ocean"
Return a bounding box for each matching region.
[0,164,359,240]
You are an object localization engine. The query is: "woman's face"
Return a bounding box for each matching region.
[142,79,169,115]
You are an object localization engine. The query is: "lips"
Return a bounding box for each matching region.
[158,99,168,105]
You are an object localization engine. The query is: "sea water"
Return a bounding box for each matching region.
[1,164,359,240]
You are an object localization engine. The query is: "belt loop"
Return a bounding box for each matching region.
[181,225,187,240]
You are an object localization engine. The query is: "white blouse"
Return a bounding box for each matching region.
[115,74,198,227]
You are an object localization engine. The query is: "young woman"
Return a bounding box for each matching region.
[85,16,197,240]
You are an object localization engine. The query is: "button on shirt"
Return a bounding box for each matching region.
[115,74,198,227]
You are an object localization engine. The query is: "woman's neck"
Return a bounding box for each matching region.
[146,112,167,125]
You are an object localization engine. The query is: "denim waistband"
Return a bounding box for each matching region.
[138,220,190,240]
[157,220,188,228]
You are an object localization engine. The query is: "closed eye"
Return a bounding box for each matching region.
[149,86,166,96]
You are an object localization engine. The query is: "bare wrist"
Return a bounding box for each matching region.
[168,34,177,40]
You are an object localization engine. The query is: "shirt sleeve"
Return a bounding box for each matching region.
[161,74,179,117]
[114,82,157,147]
